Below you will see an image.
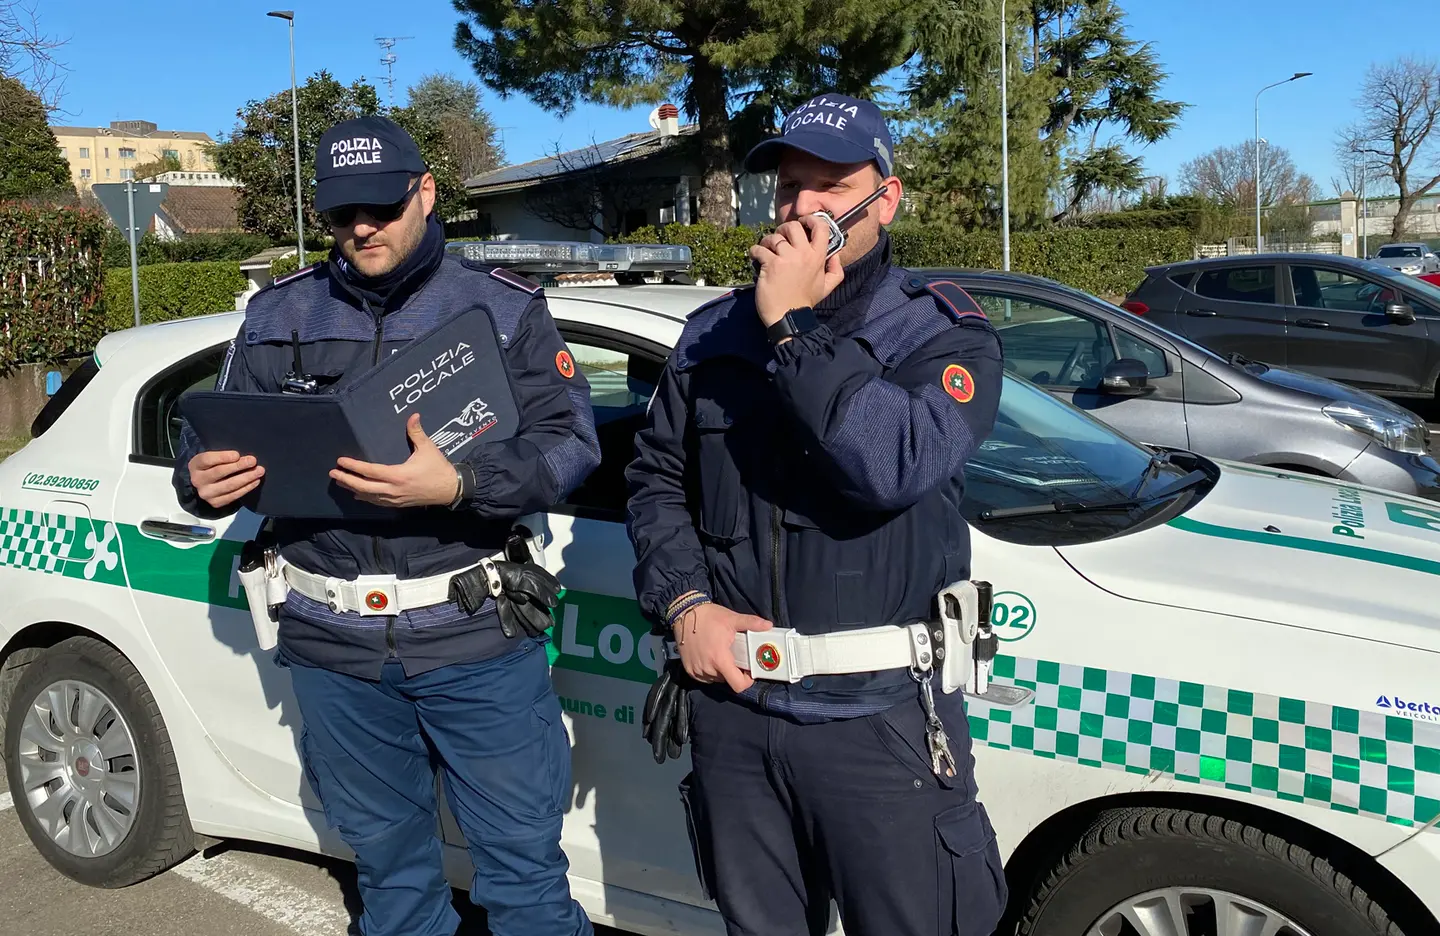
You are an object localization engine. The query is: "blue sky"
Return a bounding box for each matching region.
[39,0,1432,195]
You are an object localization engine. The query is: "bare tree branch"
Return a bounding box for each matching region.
[521,139,674,239]
[0,0,68,113]
[1335,56,1440,239]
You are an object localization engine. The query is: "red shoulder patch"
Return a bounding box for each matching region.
[924,281,990,322]
[556,349,575,379]
[942,364,976,403]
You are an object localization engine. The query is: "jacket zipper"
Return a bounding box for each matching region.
[363,299,396,657]
[770,502,783,627]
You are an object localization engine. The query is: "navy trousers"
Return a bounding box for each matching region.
[285,640,592,936]
[682,685,1008,936]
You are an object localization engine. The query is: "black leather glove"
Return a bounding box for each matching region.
[643,654,696,765]
[450,559,562,640]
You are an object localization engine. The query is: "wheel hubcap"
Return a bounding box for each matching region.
[1086,886,1313,936]
[16,679,140,858]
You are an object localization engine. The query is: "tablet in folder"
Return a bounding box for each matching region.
[180,308,521,519]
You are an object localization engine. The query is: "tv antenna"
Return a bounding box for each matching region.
[375,36,414,108]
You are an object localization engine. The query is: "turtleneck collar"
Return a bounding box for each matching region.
[330,210,446,312]
[815,228,891,331]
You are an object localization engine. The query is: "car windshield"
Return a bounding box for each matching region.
[963,373,1209,544]
[1364,262,1440,305]
[1377,245,1422,258]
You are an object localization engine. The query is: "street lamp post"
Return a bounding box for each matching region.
[999,0,1010,272]
[1254,71,1311,250]
[268,10,305,267]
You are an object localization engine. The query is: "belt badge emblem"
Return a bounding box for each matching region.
[756,643,781,672]
[365,590,389,612]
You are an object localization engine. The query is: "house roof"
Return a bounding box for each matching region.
[50,126,213,142]
[239,246,297,270]
[464,124,698,196]
[155,186,240,234]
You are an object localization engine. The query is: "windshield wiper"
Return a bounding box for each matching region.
[1129,451,1172,500]
[1227,351,1269,373]
[979,469,1209,522]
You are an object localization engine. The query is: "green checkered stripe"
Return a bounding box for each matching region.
[967,655,1440,830]
[0,508,77,575]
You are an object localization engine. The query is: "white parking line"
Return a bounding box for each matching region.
[170,851,352,935]
[0,792,12,812]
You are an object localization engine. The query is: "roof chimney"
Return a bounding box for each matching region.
[657,103,680,138]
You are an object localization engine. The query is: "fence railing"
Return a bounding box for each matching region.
[1195,239,1342,258]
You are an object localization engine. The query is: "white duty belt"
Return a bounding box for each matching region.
[723,580,987,696]
[281,556,498,616]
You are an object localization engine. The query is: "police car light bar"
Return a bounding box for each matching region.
[445,240,692,274]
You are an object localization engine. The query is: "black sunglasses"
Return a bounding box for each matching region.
[323,177,422,227]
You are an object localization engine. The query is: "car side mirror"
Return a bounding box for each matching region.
[1385,302,1417,325]
[1101,358,1153,396]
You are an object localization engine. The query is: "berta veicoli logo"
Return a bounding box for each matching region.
[332,136,384,168]
[1375,694,1440,723]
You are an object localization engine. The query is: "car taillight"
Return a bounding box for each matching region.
[1120,300,1149,316]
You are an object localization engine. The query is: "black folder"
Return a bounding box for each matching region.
[180,308,521,519]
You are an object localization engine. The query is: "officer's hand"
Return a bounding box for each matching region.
[189,450,264,510]
[331,414,458,508]
[749,216,844,328]
[676,602,772,694]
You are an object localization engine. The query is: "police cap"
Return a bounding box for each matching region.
[743,93,894,178]
[314,115,428,213]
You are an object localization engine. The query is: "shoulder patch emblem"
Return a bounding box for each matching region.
[942,364,976,403]
[273,261,320,288]
[556,349,575,379]
[924,280,990,323]
[489,267,542,295]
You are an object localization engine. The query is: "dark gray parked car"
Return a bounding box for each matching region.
[1123,253,1440,399]
[919,269,1440,500]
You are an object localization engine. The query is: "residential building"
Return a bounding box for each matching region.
[460,103,776,242]
[50,120,215,193]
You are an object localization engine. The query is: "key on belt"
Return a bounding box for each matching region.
[917,673,957,778]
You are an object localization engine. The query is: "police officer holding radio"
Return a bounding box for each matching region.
[171,116,598,936]
[625,94,1009,935]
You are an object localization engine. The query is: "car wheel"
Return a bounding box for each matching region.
[4,636,194,887]
[1015,807,1401,936]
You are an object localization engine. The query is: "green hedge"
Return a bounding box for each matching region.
[0,204,107,373]
[103,261,247,331]
[103,230,272,268]
[616,223,771,287]
[888,225,1195,298]
[270,252,301,279]
[617,221,1195,297]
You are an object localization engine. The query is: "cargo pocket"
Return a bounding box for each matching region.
[692,398,748,543]
[935,800,1008,936]
[298,727,339,832]
[527,691,570,818]
[677,771,719,902]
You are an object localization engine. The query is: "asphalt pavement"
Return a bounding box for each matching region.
[0,798,633,936]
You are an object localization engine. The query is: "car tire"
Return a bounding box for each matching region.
[1014,806,1402,936]
[4,636,194,887]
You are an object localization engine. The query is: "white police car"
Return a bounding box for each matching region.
[1,242,1438,936]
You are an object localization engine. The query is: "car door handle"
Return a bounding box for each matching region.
[140,519,215,543]
[1185,308,1218,317]
[1296,318,1331,329]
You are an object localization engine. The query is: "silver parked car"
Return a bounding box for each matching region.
[918,269,1440,500]
[1370,242,1440,275]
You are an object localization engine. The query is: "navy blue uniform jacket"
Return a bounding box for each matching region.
[172,248,600,678]
[625,250,1003,713]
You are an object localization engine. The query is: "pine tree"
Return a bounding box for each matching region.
[0,75,72,202]
[451,0,932,228]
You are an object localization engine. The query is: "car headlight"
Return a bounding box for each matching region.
[1323,401,1429,455]
[1400,263,1422,274]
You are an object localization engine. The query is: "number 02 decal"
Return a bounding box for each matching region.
[990,591,1037,642]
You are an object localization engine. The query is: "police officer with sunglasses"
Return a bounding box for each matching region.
[172,115,599,936]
